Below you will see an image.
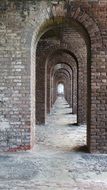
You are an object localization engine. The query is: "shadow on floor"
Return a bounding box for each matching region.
[61,145,88,153]
[63,106,70,109]
[64,112,72,115]
[73,145,88,153]
[67,123,78,127]
[63,103,68,105]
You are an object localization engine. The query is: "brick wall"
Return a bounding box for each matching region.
[0,0,49,151]
[0,0,107,153]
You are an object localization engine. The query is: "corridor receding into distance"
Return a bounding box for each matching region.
[1,0,107,189]
[1,96,107,190]
[37,95,85,152]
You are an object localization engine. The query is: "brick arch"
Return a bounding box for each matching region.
[37,40,86,113]
[36,45,78,124]
[0,2,106,153]
[51,63,73,76]
[51,66,73,108]
[46,50,78,113]
[36,28,88,123]
[55,79,67,102]
[54,73,69,101]
[37,9,103,52]
[56,80,66,96]
[56,80,66,95]
[52,77,67,107]
[53,69,72,105]
[31,3,104,153]
[51,63,76,109]
[45,47,78,68]
[45,48,87,124]
[54,70,70,81]
[56,80,66,91]
[53,72,69,104]
[52,63,77,114]
[53,68,72,79]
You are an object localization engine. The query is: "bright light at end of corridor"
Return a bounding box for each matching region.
[57,83,64,94]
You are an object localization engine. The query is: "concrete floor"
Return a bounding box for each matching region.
[0,97,107,190]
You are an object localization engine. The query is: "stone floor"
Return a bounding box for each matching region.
[0,97,107,189]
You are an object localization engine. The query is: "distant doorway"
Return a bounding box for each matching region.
[57,83,64,96]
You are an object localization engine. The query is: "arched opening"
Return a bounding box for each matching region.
[30,2,103,153]
[48,52,77,115]
[57,83,65,96]
[0,0,105,156]
[35,20,87,149]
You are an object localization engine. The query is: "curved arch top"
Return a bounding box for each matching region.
[36,3,103,51]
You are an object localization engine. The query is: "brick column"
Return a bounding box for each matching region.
[36,60,47,125]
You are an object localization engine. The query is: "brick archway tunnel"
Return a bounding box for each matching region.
[0,0,107,154]
[49,61,77,115]
[53,68,72,105]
